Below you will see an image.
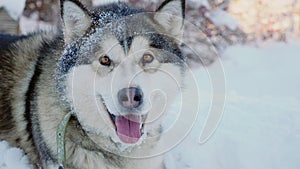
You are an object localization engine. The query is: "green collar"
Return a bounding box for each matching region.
[56,112,72,169]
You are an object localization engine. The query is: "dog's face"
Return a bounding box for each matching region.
[57,0,186,153]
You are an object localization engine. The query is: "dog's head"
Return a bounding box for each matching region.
[57,0,186,153]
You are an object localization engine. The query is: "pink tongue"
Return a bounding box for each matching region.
[115,115,141,144]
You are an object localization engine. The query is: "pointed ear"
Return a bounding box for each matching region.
[154,0,185,43]
[60,0,92,43]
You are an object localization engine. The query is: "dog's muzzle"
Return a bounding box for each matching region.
[100,88,146,145]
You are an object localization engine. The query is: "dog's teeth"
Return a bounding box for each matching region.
[140,125,144,136]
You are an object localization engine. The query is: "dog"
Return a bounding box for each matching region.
[0,0,188,168]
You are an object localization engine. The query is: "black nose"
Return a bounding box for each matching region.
[118,87,143,109]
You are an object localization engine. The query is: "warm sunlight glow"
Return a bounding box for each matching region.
[228,0,300,40]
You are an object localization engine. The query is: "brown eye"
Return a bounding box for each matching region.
[142,54,154,64]
[99,56,111,66]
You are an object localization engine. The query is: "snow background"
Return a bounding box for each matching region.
[169,42,300,169]
[1,0,300,169]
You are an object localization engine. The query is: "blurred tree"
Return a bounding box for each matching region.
[23,0,92,24]
[228,0,300,42]
[0,7,20,34]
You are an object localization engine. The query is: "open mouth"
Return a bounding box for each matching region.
[100,96,145,144]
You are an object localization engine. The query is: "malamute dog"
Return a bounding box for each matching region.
[0,0,188,168]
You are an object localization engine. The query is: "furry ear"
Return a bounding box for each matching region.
[61,0,92,43]
[154,0,185,43]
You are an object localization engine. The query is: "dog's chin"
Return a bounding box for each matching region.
[100,96,147,145]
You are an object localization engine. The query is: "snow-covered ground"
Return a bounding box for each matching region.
[169,42,300,169]
[0,141,33,169]
[1,42,299,169]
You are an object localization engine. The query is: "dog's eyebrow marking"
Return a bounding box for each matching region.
[119,36,133,55]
